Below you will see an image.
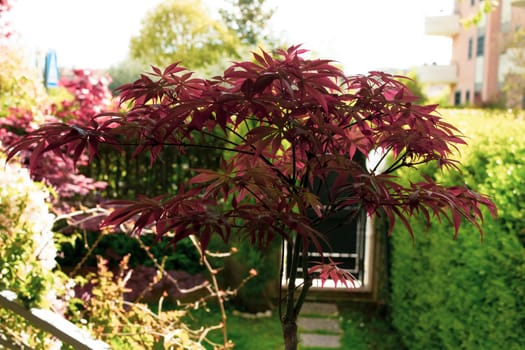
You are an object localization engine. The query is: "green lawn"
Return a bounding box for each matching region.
[183,302,405,349]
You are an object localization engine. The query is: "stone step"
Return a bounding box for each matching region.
[298,317,342,334]
[299,302,342,349]
[300,302,339,317]
[300,333,341,349]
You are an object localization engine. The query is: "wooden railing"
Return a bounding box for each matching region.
[0,290,110,350]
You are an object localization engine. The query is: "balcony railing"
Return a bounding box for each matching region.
[425,15,461,37]
[417,64,458,84]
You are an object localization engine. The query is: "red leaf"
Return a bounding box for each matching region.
[189,171,220,185]
[308,261,356,288]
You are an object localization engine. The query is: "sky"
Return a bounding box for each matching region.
[9,0,454,75]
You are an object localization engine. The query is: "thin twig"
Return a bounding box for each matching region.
[70,230,105,277]
[189,235,230,348]
[136,237,210,294]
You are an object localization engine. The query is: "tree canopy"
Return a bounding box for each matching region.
[129,0,240,70]
[219,0,275,46]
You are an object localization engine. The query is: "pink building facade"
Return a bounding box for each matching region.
[420,0,525,107]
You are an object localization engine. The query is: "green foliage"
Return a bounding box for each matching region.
[58,231,204,274]
[339,303,406,350]
[130,0,240,71]
[390,109,525,350]
[0,46,48,116]
[227,241,279,312]
[0,156,57,306]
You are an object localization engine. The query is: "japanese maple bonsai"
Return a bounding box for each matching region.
[8,46,496,350]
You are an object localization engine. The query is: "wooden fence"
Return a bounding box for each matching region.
[82,141,223,200]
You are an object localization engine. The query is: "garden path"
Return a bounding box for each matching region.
[298,302,342,349]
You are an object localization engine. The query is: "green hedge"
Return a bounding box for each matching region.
[390,109,525,350]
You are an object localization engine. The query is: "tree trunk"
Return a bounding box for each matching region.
[282,319,298,350]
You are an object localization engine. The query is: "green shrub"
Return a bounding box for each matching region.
[0,155,69,348]
[218,239,280,313]
[57,231,203,274]
[390,109,525,349]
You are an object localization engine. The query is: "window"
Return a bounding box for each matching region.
[454,91,461,106]
[471,0,475,5]
[477,35,485,57]
[283,166,371,290]
[468,37,473,60]
[466,90,471,104]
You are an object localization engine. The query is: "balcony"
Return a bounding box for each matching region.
[425,15,461,37]
[511,0,525,7]
[417,64,458,84]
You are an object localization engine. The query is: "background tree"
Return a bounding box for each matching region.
[107,57,148,94]
[219,0,275,47]
[7,46,496,350]
[0,0,48,116]
[502,27,525,108]
[129,0,240,72]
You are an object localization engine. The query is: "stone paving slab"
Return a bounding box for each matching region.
[301,302,339,317]
[299,302,341,348]
[298,317,342,333]
[300,333,341,349]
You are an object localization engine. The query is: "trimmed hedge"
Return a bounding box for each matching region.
[390,109,525,349]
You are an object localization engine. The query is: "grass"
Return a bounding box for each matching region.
[182,302,405,350]
[338,303,406,350]
[183,305,283,349]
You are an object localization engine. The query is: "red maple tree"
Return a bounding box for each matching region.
[7,46,496,350]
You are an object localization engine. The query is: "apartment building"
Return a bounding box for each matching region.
[419,0,525,107]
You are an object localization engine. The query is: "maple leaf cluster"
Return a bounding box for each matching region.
[7,46,496,287]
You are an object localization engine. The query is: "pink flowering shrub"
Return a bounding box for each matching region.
[0,70,114,203]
